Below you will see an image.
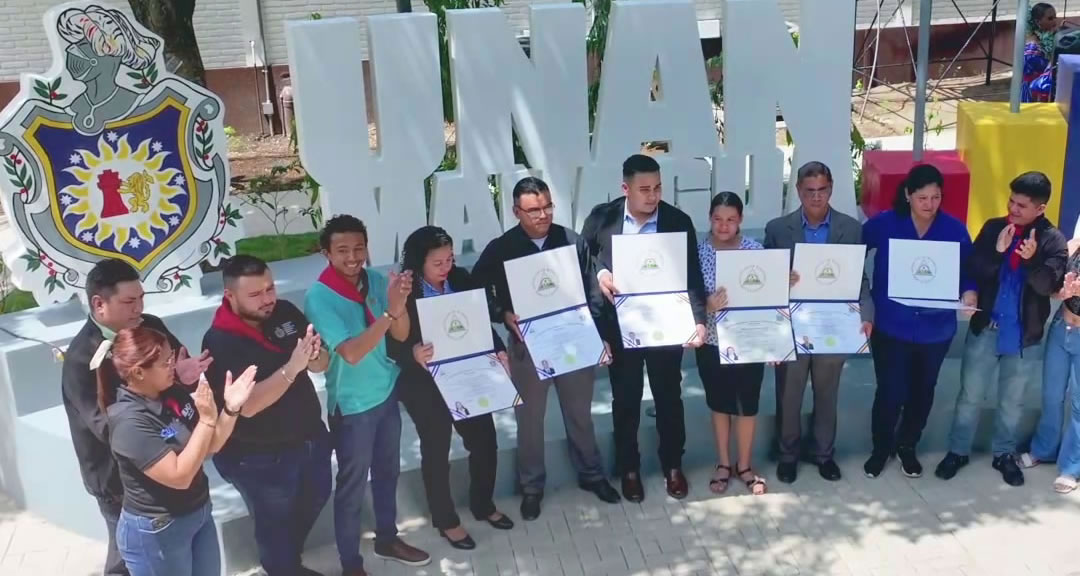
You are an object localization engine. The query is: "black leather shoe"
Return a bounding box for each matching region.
[817,459,842,481]
[580,479,622,503]
[621,472,645,502]
[665,468,689,499]
[438,529,476,550]
[777,461,798,484]
[934,452,969,480]
[473,511,515,530]
[520,493,542,521]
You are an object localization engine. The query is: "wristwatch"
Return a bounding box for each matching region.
[223,404,242,417]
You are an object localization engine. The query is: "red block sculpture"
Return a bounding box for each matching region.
[860,150,970,223]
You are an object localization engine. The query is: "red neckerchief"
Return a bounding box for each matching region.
[163,396,182,418]
[317,265,377,326]
[211,298,282,353]
[1008,223,1029,271]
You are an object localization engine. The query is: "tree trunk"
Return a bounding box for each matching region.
[128,0,206,86]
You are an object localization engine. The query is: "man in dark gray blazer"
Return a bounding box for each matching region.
[764,161,874,484]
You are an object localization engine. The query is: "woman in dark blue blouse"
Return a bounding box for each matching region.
[862,164,977,479]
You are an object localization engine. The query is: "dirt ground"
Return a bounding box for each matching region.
[225,71,1015,184]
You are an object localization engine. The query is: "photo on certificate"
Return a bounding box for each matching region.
[415,288,495,363]
[612,232,688,294]
[713,308,796,364]
[790,243,866,302]
[790,302,870,355]
[504,245,587,320]
[428,352,521,421]
[520,305,607,379]
[615,292,697,348]
[887,239,966,308]
[714,249,790,309]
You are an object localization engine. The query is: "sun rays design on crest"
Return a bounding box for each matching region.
[60,133,185,251]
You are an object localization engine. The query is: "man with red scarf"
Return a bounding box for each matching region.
[304,215,430,576]
[936,172,1068,486]
[202,254,330,576]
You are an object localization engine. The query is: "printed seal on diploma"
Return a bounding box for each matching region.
[415,288,520,420]
[887,239,977,311]
[789,243,870,355]
[712,248,795,364]
[612,232,697,349]
[504,245,608,379]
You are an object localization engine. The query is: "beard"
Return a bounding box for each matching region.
[237,304,273,323]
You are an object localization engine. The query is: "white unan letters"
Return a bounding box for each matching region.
[286,14,443,264]
[576,0,716,229]
[721,0,856,228]
[431,5,588,250]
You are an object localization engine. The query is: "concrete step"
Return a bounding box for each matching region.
[11,354,1046,575]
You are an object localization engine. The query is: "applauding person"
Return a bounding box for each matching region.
[103,326,257,576]
[202,255,333,576]
[305,216,430,576]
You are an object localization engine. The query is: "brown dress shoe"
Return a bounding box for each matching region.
[665,468,689,499]
[373,536,432,567]
[621,472,645,502]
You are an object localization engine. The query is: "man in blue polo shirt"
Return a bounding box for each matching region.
[305,215,429,576]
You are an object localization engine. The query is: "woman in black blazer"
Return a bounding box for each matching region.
[389,226,514,550]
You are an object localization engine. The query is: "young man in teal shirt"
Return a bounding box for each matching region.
[305,215,429,576]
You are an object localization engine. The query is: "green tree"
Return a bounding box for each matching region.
[128,0,207,86]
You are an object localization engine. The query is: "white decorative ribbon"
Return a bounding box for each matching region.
[89,339,114,370]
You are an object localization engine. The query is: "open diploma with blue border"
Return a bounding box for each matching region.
[612,233,697,348]
[713,249,795,364]
[415,288,520,421]
[504,246,608,379]
[789,243,870,355]
[887,239,975,311]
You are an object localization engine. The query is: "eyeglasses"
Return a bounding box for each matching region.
[516,204,555,218]
[801,189,831,199]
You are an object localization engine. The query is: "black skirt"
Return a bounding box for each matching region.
[695,344,765,416]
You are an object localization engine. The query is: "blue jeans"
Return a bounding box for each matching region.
[213,432,332,576]
[328,392,401,572]
[1031,318,1080,477]
[947,328,1035,456]
[116,501,218,576]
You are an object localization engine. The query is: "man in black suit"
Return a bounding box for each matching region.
[578,154,707,501]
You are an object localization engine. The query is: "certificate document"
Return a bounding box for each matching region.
[790,244,866,302]
[887,239,971,310]
[790,302,870,355]
[612,232,687,294]
[612,232,696,348]
[615,292,698,348]
[415,288,493,363]
[417,288,518,419]
[505,245,607,378]
[714,249,791,308]
[429,352,521,421]
[520,306,608,378]
[713,308,796,364]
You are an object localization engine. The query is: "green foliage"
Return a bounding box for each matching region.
[236,232,321,262]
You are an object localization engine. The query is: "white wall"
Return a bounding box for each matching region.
[0,0,1046,81]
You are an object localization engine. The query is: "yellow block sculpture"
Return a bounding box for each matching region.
[956,102,1067,238]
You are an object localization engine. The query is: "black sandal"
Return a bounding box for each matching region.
[709,464,732,494]
[737,466,767,496]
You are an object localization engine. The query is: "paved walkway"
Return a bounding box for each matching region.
[3,453,1080,576]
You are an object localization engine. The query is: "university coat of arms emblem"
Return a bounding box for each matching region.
[0,2,242,302]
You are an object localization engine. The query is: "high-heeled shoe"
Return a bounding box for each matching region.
[438,528,476,550]
[473,511,514,530]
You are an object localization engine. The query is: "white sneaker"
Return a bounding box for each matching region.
[1018,453,1042,469]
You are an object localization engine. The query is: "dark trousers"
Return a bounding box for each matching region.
[870,331,952,453]
[775,355,846,463]
[398,370,498,530]
[607,346,685,474]
[328,393,402,572]
[213,432,332,576]
[96,495,128,576]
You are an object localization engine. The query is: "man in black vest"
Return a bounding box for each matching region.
[473,177,620,521]
[61,259,212,575]
[578,154,708,501]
